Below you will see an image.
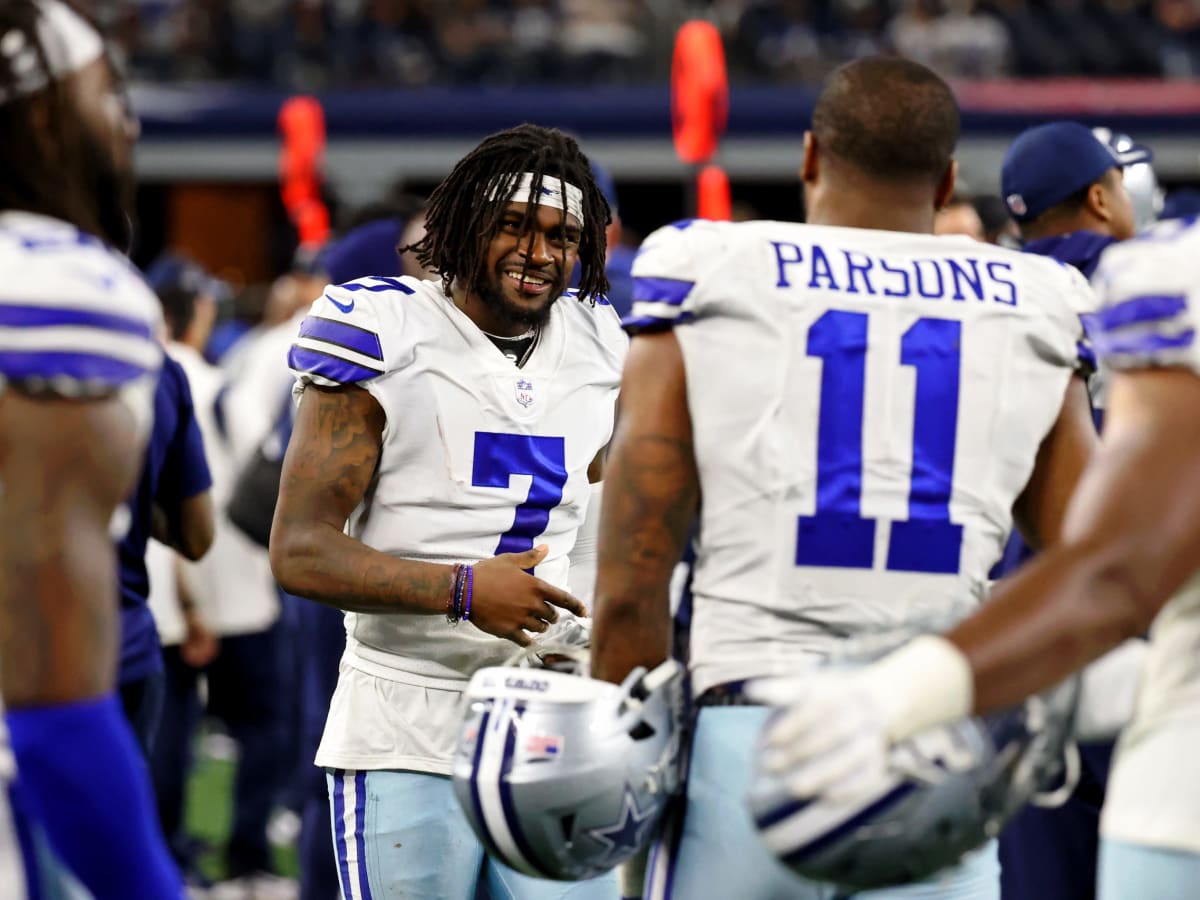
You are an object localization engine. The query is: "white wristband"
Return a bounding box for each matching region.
[858,634,975,742]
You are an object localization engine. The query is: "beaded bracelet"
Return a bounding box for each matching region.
[462,565,474,622]
[447,563,467,624]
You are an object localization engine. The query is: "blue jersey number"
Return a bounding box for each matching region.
[795,311,963,574]
[472,433,568,561]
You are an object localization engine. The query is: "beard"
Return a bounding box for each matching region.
[476,270,561,331]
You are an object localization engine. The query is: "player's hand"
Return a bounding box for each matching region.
[180,609,220,668]
[469,544,588,647]
[749,672,891,802]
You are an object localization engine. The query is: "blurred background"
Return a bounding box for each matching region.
[111,2,1200,896]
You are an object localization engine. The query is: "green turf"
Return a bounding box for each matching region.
[184,738,300,882]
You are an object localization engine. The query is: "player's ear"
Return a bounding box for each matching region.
[801,131,819,185]
[934,160,957,211]
[1086,176,1113,224]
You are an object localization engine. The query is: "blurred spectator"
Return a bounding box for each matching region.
[935,195,986,239]
[1156,0,1200,77]
[100,0,1189,85]
[890,0,1010,78]
[972,193,1021,246]
[147,254,295,899]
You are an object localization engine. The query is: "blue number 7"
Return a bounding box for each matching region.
[472,433,568,567]
[795,311,963,574]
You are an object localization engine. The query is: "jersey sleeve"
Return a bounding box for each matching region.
[0,248,162,398]
[1056,261,1102,377]
[1088,222,1200,374]
[623,219,727,334]
[157,357,213,504]
[288,277,411,389]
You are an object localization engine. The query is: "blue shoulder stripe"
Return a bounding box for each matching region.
[1094,328,1196,358]
[1086,293,1187,334]
[298,316,384,362]
[0,349,149,385]
[0,302,153,339]
[288,345,383,384]
[632,276,695,307]
[340,276,415,294]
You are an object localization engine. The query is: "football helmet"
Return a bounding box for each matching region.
[1093,126,1163,232]
[452,658,685,881]
[747,664,1079,891]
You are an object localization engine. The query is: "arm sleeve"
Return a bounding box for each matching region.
[157,357,213,505]
[7,694,182,899]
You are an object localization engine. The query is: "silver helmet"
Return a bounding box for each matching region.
[1093,126,1164,232]
[747,664,1079,891]
[452,659,685,881]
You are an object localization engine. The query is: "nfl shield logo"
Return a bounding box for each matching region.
[515,378,534,408]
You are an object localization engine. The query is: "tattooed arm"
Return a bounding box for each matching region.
[269,385,585,640]
[0,392,140,707]
[592,331,699,684]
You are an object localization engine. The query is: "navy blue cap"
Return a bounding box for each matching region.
[315,217,404,286]
[1001,122,1153,223]
[145,253,231,303]
[590,160,618,215]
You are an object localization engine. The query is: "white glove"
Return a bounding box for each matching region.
[751,672,892,802]
[749,635,974,801]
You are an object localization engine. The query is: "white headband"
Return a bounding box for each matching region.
[0,0,104,105]
[488,172,585,226]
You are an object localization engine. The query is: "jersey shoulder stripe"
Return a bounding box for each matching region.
[0,215,162,394]
[289,277,413,388]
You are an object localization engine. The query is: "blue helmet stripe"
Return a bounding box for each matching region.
[780,783,917,867]
[468,704,507,860]
[498,701,556,879]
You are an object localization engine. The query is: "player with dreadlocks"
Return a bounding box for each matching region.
[0,1,182,897]
[271,124,624,900]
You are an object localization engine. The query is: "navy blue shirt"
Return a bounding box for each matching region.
[116,355,212,684]
[990,230,1115,579]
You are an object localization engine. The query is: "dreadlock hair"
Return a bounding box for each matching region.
[406,124,612,304]
[0,0,108,238]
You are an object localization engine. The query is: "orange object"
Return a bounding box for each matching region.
[696,164,732,221]
[278,96,331,250]
[671,21,728,166]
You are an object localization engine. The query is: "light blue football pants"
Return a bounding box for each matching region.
[326,768,618,900]
[1098,838,1200,899]
[643,707,999,900]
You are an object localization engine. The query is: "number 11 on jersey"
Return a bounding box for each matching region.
[796,310,964,575]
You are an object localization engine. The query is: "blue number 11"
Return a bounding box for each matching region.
[795,311,963,574]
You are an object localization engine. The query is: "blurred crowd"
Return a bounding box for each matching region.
[95,0,1200,88]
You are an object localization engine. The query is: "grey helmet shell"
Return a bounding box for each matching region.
[452,660,685,881]
[1093,126,1163,232]
[747,677,1079,891]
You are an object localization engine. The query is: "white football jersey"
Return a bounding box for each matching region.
[630,219,1097,695]
[1088,217,1200,854]
[289,275,624,772]
[0,211,161,433]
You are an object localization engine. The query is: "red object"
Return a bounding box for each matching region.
[696,164,732,221]
[671,21,728,166]
[278,96,331,250]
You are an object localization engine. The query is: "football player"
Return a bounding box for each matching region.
[0,1,182,896]
[591,56,1099,899]
[270,125,624,900]
[993,120,1154,900]
[761,215,1200,899]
